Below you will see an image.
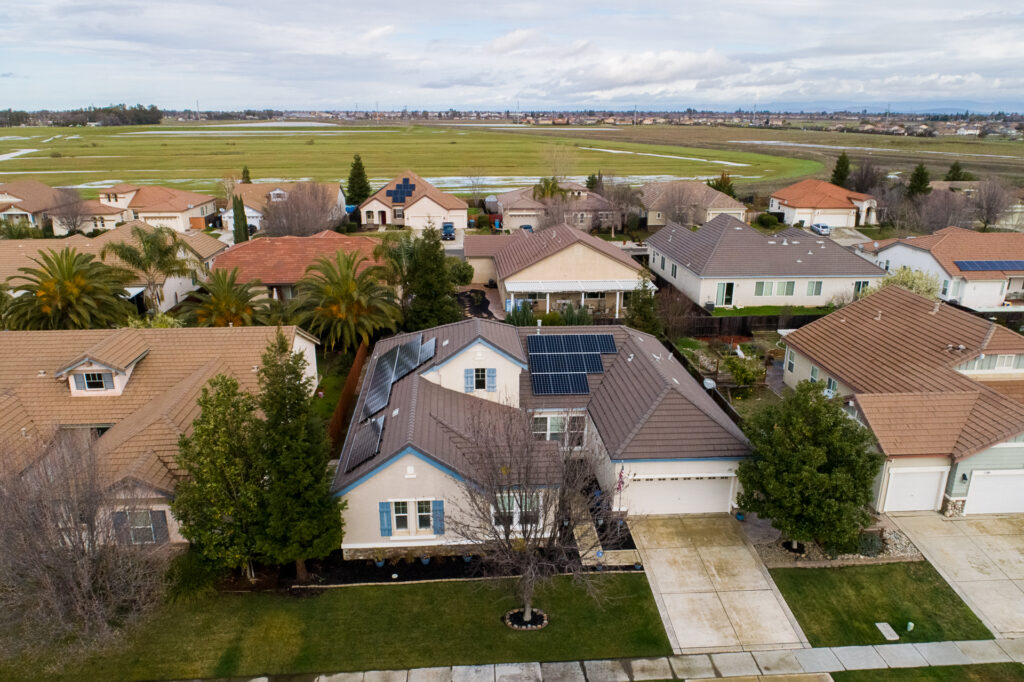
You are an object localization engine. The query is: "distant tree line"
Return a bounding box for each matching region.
[0,104,162,127]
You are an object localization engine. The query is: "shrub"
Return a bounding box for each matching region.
[476,214,490,230]
[540,311,565,326]
[49,151,62,158]
[859,531,884,557]
[506,303,535,326]
[724,355,764,386]
[165,548,221,603]
[561,303,593,326]
[755,212,779,229]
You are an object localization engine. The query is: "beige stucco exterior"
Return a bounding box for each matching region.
[782,346,856,396]
[646,207,746,229]
[361,196,468,234]
[419,339,524,407]
[467,257,497,284]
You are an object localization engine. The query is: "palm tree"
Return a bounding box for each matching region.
[179,268,265,327]
[5,248,135,330]
[296,251,400,352]
[100,224,199,314]
[373,232,416,317]
[532,176,567,201]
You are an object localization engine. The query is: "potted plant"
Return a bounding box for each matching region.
[372,549,386,568]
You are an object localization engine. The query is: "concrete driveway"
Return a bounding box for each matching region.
[893,512,1024,639]
[632,515,808,654]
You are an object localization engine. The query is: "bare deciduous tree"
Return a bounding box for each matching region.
[598,175,640,236]
[659,182,707,227]
[973,178,1014,231]
[919,189,972,233]
[261,182,341,237]
[446,404,626,624]
[218,174,239,202]
[849,161,884,194]
[658,288,698,339]
[544,144,576,181]
[50,188,90,235]
[463,167,486,208]
[0,430,170,660]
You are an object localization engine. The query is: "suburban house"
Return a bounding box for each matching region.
[212,231,380,300]
[0,326,319,544]
[0,221,226,312]
[68,184,219,235]
[359,171,467,234]
[639,180,747,229]
[0,180,75,227]
[855,226,1024,311]
[220,182,347,234]
[332,319,750,559]
[494,182,617,232]
[783,285,1024,515]
[769,179,877,228]
[464,222,647,319]
[646,215,885,309]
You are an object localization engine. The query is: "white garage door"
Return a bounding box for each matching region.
[884,468,947,512]
[628,476,735,515]
[966,470,1024,515]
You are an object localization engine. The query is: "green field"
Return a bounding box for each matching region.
[0,122,817,196]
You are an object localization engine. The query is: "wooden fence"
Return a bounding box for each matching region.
[327,341,370,451]
[681,312,826,337]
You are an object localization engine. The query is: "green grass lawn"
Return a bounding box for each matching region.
[711,305,833,317]
[770,562,992,647]
[0,574,668,681]
[729,384,782,420]
[833,664,1024,681]
[312,350,353,421]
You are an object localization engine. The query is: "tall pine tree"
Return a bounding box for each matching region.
[623,277,664,336]
[944,161,974,181]
[241,165,252,184]
[346,154,372,205]
[232,195,249,243]
[706,171,736,198]
[405,226,463,330]
[830,152,851,188]
[907,163,932,199]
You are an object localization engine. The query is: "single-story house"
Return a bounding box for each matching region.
[783,285,1024,515]
[70,184,218,235]
[219,182,347,235]
[639,180,746,229]
[332,319,750,559]
[359,171,468,235]
[769,179,877,228]
[464,222,647,319]
[646,215,885,309]
[212,231,380,300]
[495,182,616,232]
[0,326,319,544]
[0,180,76,227]
[855,226,1024,312]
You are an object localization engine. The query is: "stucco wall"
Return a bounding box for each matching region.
[509,243,640,284]
[467,257,496,284]
[782,346,856,396]
[419,340,523,407]
[291,332,320,390]
[406,197,468,232]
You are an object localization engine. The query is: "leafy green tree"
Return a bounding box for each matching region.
[943,161,975,182]
[830,152,851,188]
[180,268,265,327]
[232,195,249,244]
[0,282,11,329]
[405,227,463,330]
[706,171,736,198]
[241,165,251,184]
[505,302,536,326]
[346,154,372,205]
[724,355,764,387]
[172,375,263,578]
[532,176,567,201]
[561,302,593,326]
[737,380,883,552]
[100,224,198,314]
[447,257,474,286]
[623,277,663,337]
[6,248,134,330]
[125,312,183,328]
[374,232,416,318]
[297,251,400,351]
[255,332,344,582]
[860,267,940,300]
[907,163,932,199]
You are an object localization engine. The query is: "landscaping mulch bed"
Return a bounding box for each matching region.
[457,289,494,318]
[755,527,922,568]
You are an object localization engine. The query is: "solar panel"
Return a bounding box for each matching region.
[393,335,422,381]
[531,373,589,395]
[345,415,385,472]
[529,353,603,374]
[419,337,436,364]
[361,347,399,418]
[954,260,1024,271]
[527,333,617,355]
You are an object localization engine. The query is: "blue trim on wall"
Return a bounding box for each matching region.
[424,338,527,371]
[337,447,465,496]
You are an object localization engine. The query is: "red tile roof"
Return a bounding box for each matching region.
[212,231,380,285]
[772,179,873,210]
[857,226,1024,280]
[360,171,467,211]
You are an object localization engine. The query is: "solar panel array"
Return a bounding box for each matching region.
[361,333,436,418]
[345,415,385,472]
[527,333,617,395]
[954,260,1024,272]
[385,177,417,204]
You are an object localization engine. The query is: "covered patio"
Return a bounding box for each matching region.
[504,279,652,319]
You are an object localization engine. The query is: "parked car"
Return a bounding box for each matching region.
[441,222,455,240]
[810,223,831,236]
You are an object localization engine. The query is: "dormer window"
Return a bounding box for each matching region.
[75,372,114,391]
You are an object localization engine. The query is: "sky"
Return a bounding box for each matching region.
[3,1,1024,112]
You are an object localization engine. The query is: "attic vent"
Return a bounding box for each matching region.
[442,339,449,346]
[652,353,662,362]
[796,259,802,263]
[392,407,400,417]
[816,240,824,244]
[782,238,788,246]
[874,241,880,248]
[734,226,742,230]
[21,427,28,438]
[931,301,941,314]
[251,365,259,372]
[767,241,776,244]
[808,250,813,255]
[792,240,800,244]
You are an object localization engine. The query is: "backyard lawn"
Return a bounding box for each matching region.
[833,664,1024,681]
[711,304,833,317]
[770,562,992,647]
[312,350,353,422]
[0,574,669,681]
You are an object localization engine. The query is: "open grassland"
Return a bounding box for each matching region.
[0,122,816,196]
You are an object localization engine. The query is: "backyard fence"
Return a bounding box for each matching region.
[680,312,826,337]
[327,341,370,451]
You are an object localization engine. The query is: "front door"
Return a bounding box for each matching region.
[378,210,387,226]
[716,282,734,306]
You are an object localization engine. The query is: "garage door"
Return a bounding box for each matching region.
[628,476,735,515]
[884,468,947,512]
[966,470,1024,515]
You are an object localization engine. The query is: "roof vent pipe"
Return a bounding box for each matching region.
[874,311,882,321]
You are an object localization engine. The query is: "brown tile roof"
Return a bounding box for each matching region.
[57,329,151,375]
[179,230,228,261]
[495,184,613,213]
[784,286,1024,459]
[0,180,74,214]
[640,180,746,213]
[360,171,467,211]
[858,226,1024,280]
[231,182,341,213]
[771,179,873,209]
[647,215,885,278]
[212,232,380,285]
[467,222,642,280]
[0,326,309,494]
[98,185,216,212]
[80,198,125,216]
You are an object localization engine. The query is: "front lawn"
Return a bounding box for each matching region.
[2,574,669,681]
[833,664,1024,681]
[711,305,833,317]
[770,562,992,647]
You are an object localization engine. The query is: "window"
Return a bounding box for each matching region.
[394,207,404,219]
[131,210,139,220]
[754,281,774,297]
[807,280,823,296]
[884,260,890,271]
[532,415,566,441]
[494,493,515,528]
[129,510,155,544]
[417,501,432,530]
[826,377,838,393]
[494,490,539,527]
[854,280,870,295]
[393,501,409,531]
[780,281,796,296]
[941,279,950,296]
[474,368,487,390]
[585,291,604,300]
[715,282,734,306]
[365,210,374,222]
[83,372,112,390]
[997,354,1015,369]
[810,365,819,382]
[785,348,795,373]
[567,414,586,447]
[670,264,677,278]
[660,256,665,270]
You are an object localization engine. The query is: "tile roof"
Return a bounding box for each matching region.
[0,326,308,493]
[784,285,1024,459]
[639,180,746,213]
[495,184,612,213]
[57,329,151,375]
[334,320,749,492]
[647,215,885,278]
[80,198,125,216]
[857,226,1024,280]
[360,171,467,211]
[98,184,216,212]
[771,179,874,209]
[179,230,229,261]
[212,232,380,285]
[231,182,342,214]
[0,180,75,214]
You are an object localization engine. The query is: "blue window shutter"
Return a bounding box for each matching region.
[464,368,474,393]
[379,501,392,537]
[432,500,445,535]
[73,374,85,390]
[486,368,497,392]
[101,372,114,390]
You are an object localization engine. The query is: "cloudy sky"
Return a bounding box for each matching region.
[4,1,1023,112]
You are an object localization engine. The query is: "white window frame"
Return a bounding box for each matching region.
[129,510,155,544]
[785,348,795,373]
[393,501,409,532]
[493,489,541,529]
[394,207,405,219]
[780,281,796,296]
[83,372,109,390]
[854,280,870,295]
[755,281,774,297]
[997,354,1015,369]
[670,264,677,278]
[810,365,819,382]
[807,280,823,296]
[941,279,950,296]
[826,376,839,393]
[416,500,432,531]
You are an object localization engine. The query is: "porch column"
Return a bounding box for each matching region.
[509,292,515,312]
[546,293,550,313]
[581,291,585,307]
[615,291,621,318]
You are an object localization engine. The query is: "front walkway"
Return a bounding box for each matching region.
[630,515,807,654]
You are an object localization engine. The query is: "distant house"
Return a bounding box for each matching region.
[0,326,318,545]
[495,182,615,232]
[783,286,1024,515]
[639,180,746,229]
[769,179,877,228]
[0,180,75,227]
[69,184,219,235]
[465,222,646,319]
[855,226,1024,311]
[0,221,226,312]
[359,171,467,235]
[647,215,884,309]
[219,182,347,234]
[212,231,380,300]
